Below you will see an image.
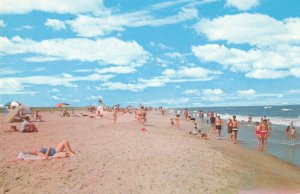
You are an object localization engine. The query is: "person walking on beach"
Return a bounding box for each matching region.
[227,118,233,140]
[215,115,222,140]
[112,106,119,124]
[232,116,239,144]
[254,122,261,144]
[209,113,216,136]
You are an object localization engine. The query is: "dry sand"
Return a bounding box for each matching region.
[1,110,300,194]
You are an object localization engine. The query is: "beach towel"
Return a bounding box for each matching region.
[16,152,50,160]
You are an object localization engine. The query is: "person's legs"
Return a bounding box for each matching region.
[55,140,75,154]
[232,130,237,143]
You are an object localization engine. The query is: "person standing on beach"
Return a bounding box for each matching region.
[259,119,269,145]
[209,113,216,136]
[215,115,222,140]
[289,126,296,143]
[112,105,119,124]
[232,116,239,144]
[254,122,261,144]
[248,115,252,125]
[227,118,233,140]
[184,108,189,121]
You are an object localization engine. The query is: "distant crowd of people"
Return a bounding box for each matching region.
[170,108,297,146]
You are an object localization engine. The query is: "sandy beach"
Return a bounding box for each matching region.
[1,110,300,194]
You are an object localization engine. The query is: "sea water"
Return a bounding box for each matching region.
[188,105,300,167]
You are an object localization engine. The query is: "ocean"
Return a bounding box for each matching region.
[188,105,300,167]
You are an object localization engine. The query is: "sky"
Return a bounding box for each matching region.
[0,0,300,107]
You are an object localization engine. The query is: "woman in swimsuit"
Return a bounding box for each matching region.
[254,122,261,144]
[31,140,75,158]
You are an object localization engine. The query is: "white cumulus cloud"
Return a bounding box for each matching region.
[101,66,221,92]
[194,13,300,47]
[0,36,149,67]
[0,20,5,27]
[237,89,256,95]
[67,6,198,37]
[0,73,113,94]
[245,69,290,79]
[225,0,260,11]
[0,0,106,14]
[183,89,201,95]
[45,19,66,31]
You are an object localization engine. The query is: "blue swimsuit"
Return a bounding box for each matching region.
[39,147,56,156]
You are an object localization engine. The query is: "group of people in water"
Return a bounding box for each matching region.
[173,109,297,146]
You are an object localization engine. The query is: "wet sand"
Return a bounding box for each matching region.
[1,110,300,194]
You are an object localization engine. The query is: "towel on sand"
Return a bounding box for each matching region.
[16,152,50,160]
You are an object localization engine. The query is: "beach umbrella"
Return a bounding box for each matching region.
[4,101,31,114]
[56,103,70,107]
[5,101,21,107]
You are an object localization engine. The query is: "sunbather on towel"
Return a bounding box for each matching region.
[13,140,75,161]
[29,140,75,159]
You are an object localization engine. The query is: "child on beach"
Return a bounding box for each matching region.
[189,123,200,135]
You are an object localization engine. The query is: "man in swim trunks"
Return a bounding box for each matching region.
[232,116,239,144]
[215,115,222,140]
[259,119,269,145]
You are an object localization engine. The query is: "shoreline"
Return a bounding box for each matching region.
[1,110,300,193]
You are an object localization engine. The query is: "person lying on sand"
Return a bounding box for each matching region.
[30,140,75,158]
[13,140,75,161]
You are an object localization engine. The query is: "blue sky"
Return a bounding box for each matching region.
[0,0,300,107]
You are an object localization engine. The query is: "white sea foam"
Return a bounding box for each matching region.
[216,113,300,127]
[281,108,292,111]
